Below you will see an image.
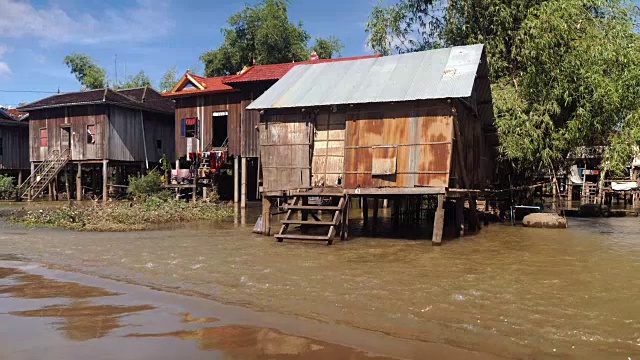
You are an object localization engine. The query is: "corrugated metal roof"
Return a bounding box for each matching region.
[247,44,484,110]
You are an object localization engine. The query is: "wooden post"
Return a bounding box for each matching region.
[17,171,22,187]
[203,186,208,201]
[241,157,247,208]
[393,199,400,230]
[362,197,369,229]
[432,194,445,245]
[102,160,108,202]
[383,199,388,208]
[54,176,58,201]
[552,177,557,211]
[234,156,239,204]
[76,163,82,201]
[469,195,480,233]
[28,162,35,201]
[341,196,350,241]
[567,182,573,205]
[261,196,271,235]
[65,166,71,205]
[48,183,53,201]
[372,197,379,233]
[455,198,465,237]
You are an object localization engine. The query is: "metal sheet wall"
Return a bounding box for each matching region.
[343,101,454,189]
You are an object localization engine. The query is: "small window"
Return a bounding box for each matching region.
[39,128,48,147]
[0,138,3,156]
[156,139,162,150]
[87,125,96,144]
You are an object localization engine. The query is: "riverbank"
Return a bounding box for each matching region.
[0,260,495,360]
[1,207,639,359]
[4,198,233,231]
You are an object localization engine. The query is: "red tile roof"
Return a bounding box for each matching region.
[164,54,381,97]
[227,54,381,84]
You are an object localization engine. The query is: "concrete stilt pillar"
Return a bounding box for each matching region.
[48,182,53,201]
[241,156,247,209]
[362,197,369,229]
[17,171,22,187]
[234,156,239,204]
[261,196,271,236]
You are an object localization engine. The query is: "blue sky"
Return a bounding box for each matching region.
[0,0,384,107]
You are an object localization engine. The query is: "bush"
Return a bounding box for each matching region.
[0,175,16,200]
[127,171,163,199]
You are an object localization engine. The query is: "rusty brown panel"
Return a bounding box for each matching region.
[417,174,449,187]
[417,143,451,173]
[420,115,452,143]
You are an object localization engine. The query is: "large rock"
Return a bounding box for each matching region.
[522,213,567,229]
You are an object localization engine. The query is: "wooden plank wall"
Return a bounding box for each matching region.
[174,91,260,159]
[312,111,345,187]
[0,124,29,169]
[29,106,106,162]
[260,112,313,192]
[343,101,454,189]
[108,106,175,163]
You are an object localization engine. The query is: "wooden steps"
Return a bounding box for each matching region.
[18,149,70,200]
[275,192,349,245]
[281,220,336,226]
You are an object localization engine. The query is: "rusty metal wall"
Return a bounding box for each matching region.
[343,100,454,189]
[29,106,107,162]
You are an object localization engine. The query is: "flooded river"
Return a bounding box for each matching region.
[1,203,639,359]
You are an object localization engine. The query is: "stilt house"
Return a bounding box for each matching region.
[247,44,497,245]
[18,87,175,201]
[162,54,380,205]
[0,107,29,178]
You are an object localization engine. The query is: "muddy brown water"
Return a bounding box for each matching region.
[1,203,639,359]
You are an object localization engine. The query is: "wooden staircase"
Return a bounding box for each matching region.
[19,149,70,200]
[275,192,349,245]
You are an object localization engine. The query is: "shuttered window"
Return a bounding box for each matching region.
[39,128,48,147]
[87,125,96,144]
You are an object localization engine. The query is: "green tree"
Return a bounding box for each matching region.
[63,52,107,89]
[311,36,344,59]
[158,66,178,92]
[366,0,640,176]
[201,0,342,77]
[119,70,152,89]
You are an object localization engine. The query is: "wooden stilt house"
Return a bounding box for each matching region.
[18,87,175,201]
[163,54,380,205]
[0,107,29,182]
[247,44,497,245]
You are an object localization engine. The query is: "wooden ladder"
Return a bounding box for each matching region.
[274,192,349,245]
[18,149,70,200]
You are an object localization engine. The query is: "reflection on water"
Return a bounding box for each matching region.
[1,205,640,359]
[127,325,391,359]
[11,301,155,341]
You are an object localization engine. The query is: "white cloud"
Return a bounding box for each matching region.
[0,61,11,77]
[0,0,174,45]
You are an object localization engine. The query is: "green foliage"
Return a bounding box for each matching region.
[127,171,163,199]
[63,52,107,89]
[158,67,178,92]
[311,36,344,59]
[0,175,16,200]
[366,0,640,176]
[118,70,152,89]
[13,198,233,232]
[200,0,341,77]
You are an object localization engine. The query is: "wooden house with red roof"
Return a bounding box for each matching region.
[163,54,380,206]
[18,86,175,201]
[0,107,29,180]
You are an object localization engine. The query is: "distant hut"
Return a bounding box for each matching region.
[18,87,175,201]
[247,44,497,245]
[162,54,380,205]
[0,107,29,182]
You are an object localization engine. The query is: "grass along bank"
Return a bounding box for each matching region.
[8,171,233,231]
